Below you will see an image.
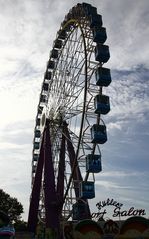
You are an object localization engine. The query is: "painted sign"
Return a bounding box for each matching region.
[92,198,146,220]
[69,217,149,239]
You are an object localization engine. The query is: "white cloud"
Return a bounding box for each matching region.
[107,122,122,131]
[96,180,132,190]
[98,0,149,69]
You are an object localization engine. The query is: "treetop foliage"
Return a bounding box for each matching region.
[0,189,23,224]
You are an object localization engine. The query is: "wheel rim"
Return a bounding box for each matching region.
[29,2,111,231]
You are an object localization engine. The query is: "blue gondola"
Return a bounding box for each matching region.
[34,142,40,150]
[54,39,62,49]
[35,130,41,138]
[71,7,79,18]
[51,49,58,59]
[65,25,71,32]
[86,154,102,173]
[87,7,97,16]
[47,60,55,70]
[72,201,89,221]
[82,3,97,15]
[44,71,52,80]
[61,19,67,27]
[91,124,107,144]
[67,12,72,20]
[77,3,81,7]
[38,106,43,114]
[77,4,85,17]
[33,154,39,161]
[43,83,49,91]
[58,29,67,40]
[95,67,111,87]
[36,118,40,126]
[93,27,107,44]
[90,14,103,28]
[80,181,95,199]
[40,94,46,103]
[82,3,91,12]
[69,9,75,18]
[32,165,36,173]
[95,44,110,63]
[62,21,71,32]
[94,94,110,115]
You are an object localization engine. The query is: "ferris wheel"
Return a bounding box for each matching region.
[28,2,111,237]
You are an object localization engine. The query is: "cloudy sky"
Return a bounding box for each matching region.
[0,0,149,221]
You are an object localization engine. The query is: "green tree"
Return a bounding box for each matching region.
[0,189,23,223]
[14,220,28,231]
